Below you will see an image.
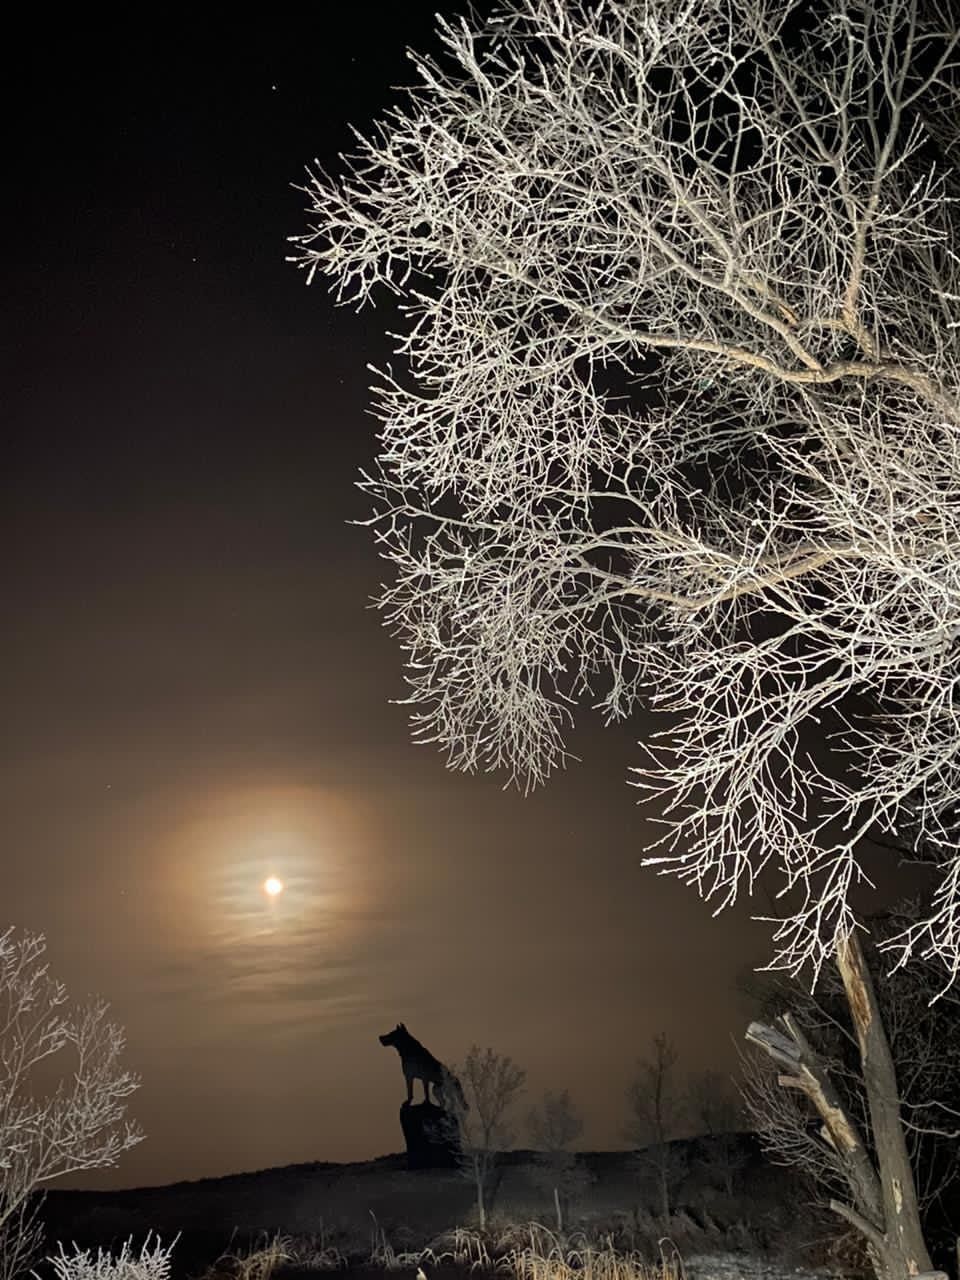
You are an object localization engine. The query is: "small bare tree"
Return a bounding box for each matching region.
[687,1069,749,1197]
[689,1069,744,1136]
[0,928,143,1280]
[448,1045,526,1231]
[526,1088,592,1231]
[743,909,960,1280]
[294,0,960,983]
[625,1033,688,1225]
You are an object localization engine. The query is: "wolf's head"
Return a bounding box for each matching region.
[378,1022,409,1048]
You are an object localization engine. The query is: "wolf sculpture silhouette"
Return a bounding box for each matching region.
[379,1023,468,1111]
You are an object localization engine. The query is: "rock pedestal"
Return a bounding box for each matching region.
[398,1100,461,1170]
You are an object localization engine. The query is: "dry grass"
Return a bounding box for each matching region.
[201,1229,347,1280]
[504,1225,683,1280]
[205,1234,296,1280]
[382,1224,685,1280]
[415,1226,498,1271]
[285,1235,349,1272]
[199,1220,687,1280]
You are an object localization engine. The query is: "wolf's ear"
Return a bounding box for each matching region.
[399,1022,406,1031]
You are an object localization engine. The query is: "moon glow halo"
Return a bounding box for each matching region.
[263,876,284,898]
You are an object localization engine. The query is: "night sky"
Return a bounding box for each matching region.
[3,7,774,1188]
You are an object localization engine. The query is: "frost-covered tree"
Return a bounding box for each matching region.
[293,0,960,980]
[0,928,143,1279]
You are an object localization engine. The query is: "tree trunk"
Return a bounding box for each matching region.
[474,1154,486,1231]
[836,933,934,1280]
[658,1154,670,1226]
[722,1141,734,1198]
[746,1015,884,1229]
[747,931,937,1280]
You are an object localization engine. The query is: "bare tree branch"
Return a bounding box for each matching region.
[294,0,960,980]
[0,928,143,1278]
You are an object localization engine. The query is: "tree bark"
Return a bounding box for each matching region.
[836,932,934,1279]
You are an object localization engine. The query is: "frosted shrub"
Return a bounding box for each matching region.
[42,1235,177,1280]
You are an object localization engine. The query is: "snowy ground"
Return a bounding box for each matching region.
[686,1253,844,1280]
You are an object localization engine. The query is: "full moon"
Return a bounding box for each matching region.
[263,876,284,897]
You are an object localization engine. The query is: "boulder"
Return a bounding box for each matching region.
[398,1100,461,1170]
